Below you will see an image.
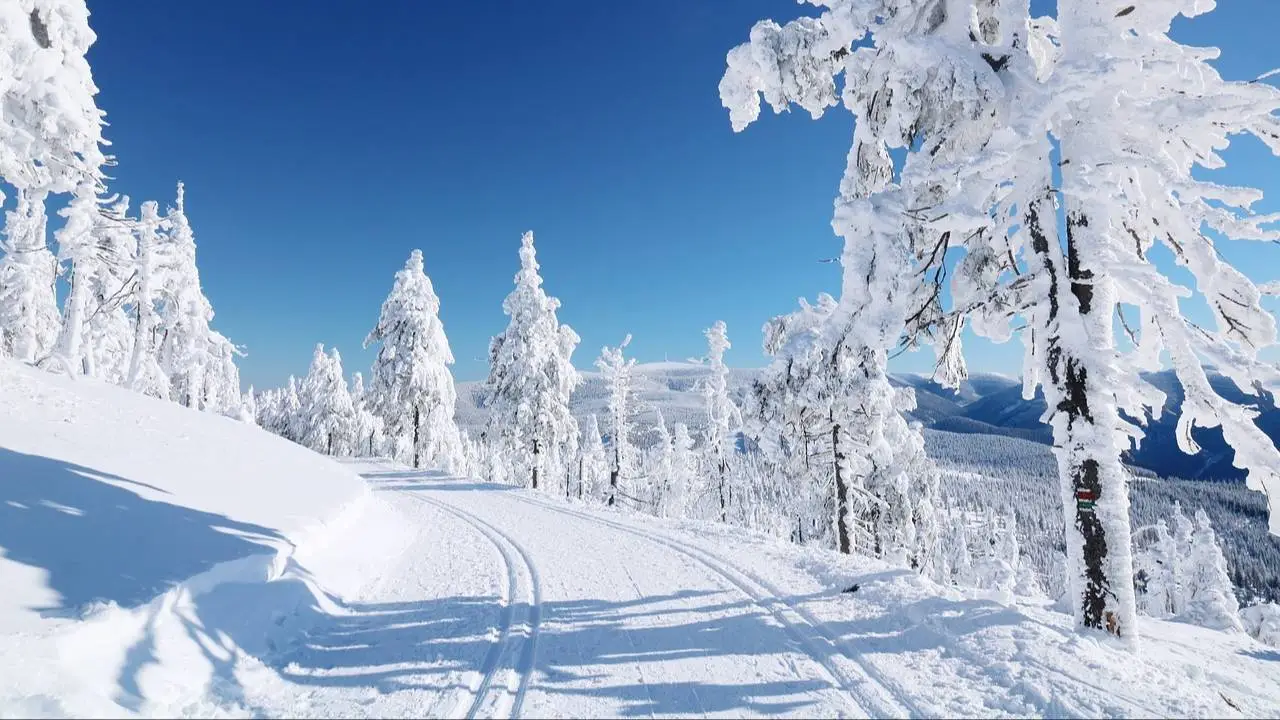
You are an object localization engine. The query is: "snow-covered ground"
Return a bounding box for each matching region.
[3,360,1279,718]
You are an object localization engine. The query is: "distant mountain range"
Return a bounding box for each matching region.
[456,363,1280,483]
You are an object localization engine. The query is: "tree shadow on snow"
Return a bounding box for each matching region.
[1242,648,1280,662]
[0,446,285,615]
[256,588,853,717]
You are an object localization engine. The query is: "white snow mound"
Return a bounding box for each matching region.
[0,360,409,717]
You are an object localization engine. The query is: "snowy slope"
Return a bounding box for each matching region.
[0,360,410,716]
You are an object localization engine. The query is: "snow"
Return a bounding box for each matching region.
[3,359,1279,718]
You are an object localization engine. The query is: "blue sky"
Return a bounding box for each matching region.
[84,1,1279,389]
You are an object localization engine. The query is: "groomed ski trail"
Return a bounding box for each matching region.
[405,493,543,720]
[235,461,870,719]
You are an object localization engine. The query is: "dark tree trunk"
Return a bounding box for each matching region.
[607,446,619,507]
[1027,196,1128,638]
[531,438,540,491]
[717,458,727,523]
[832,418,850,555]
[412,405,421,469]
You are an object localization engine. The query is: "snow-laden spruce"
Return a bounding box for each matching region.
[155,183,216,409]
[0,0,107,196]
[298,344,358,456]
[700,321,741,522]
[0,189,59,364]
[596,336,637,507]
[364,249,463,471]
[721,0,1280,645]
[125,201,171,400]
[483,231,581,493]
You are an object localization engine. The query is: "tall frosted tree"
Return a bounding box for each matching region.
[1,0,107,370]
[351,371,385,457]
[126,200,169,399]
[701,321,741,522]
[365,249,463,470]
[596,336,636,507]
[48,179,104,374]
[0,189,59,363]
[721,0,1280,644]
[577,414,607,501]
[483,231,582,492]
[84,194,136,383]
[156,182,216,408]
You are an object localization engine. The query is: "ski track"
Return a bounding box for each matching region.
[511,493,909,719]
[405,492,543,720]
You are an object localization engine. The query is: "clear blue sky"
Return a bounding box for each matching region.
[83,1,1278,390]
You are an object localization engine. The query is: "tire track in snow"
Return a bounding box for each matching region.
[407,492,543,720]
[514,495,909,719]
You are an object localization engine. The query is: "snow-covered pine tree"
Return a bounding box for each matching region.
[351,371,385,458]
[299,345,357,456]
[84,194,136,383]
[483,231,582,493]
[668,422,697,521]
[241,385,258,425]
[578,414,608,501]
[126,200,170,399]
[0,0,107,196]
[1,0,108,371]
[701,321,741,523]
[596,336,636,507]
[647,409,674,513]
[364,249,463,471]
[0,189,59,363]
[48,179,105,374]
[154,182,217,408]
[1136,519,1179,619]
[747,295,845,550]
[1186,508,1243,632]
[721,0,1280,645]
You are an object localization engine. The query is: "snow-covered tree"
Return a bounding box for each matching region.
[577,414,608,501]
[298,344,357,456]
[701,321,741,522]
[1185,508,1243,632]
[721,0,1280,645]
[83,194,136,383]
[155,182,216,408]
[240,385,258,425]
[48,179,104,374]
[667,422,697,520]
[364,249,462,471]
[483,231,581,492]
[0,0,107,196]
[351,371,385,458]
[0,189,59,363]
[1136,519,1180,619]
[596,336,636,507]
[125,200,169,399]
[646,409,674,512]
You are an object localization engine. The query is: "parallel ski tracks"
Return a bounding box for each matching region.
[408,493,543,720]
[515,494,919,720]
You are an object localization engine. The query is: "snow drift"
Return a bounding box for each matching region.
[0,359,408,716]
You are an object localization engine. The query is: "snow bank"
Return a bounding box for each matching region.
[0,361,408,717]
